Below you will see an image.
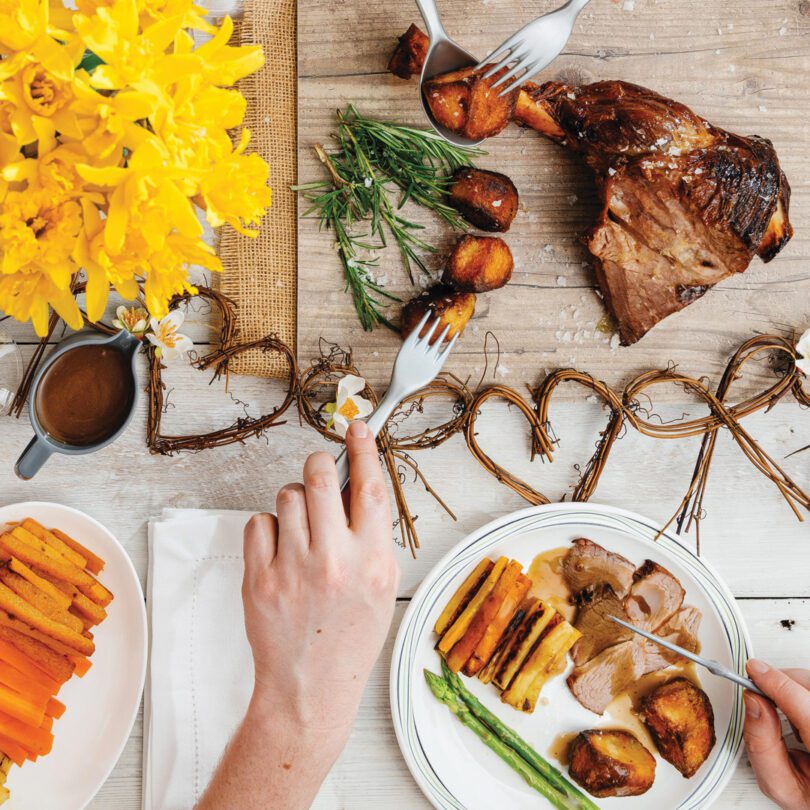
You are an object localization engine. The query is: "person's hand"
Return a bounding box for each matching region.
[242,419,400,735]
[744,660,810,810]
[196,420,399,810]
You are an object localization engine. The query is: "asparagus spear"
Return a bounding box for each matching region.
[424,670,582,810]
[440,660,599,810]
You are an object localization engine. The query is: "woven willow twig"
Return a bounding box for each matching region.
[464,335,808,549]
[11,287,808,554]
[297,347,471,555]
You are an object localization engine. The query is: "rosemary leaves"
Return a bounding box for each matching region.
[294,105,485,330]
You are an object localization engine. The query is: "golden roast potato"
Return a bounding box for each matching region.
[568,729,656,798]
[443,234,514,293]
[422,66,518,141]
[400,286,476,342]
[641,677,716,778]
[447,167,519,233]
[387,24,429,80]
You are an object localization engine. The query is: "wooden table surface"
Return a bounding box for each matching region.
[1,0,809,808]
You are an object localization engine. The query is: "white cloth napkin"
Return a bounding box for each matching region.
[143,508,256,810]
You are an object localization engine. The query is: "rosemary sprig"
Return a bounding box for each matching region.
[294,105,485,330]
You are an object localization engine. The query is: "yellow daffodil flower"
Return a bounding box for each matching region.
[200,129,271,236]
[72,73,153,158]
[0,0,270,334]
[0,186,84,333]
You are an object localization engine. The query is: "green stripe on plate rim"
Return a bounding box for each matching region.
[392,506,749,810]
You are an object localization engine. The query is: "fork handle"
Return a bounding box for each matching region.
[336,385,405,491]
[707,661,768,698]
[414,0,448,43]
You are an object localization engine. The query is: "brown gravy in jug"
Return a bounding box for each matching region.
[35,344,134,446]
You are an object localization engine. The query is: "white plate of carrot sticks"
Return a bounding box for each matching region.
[0,501,147,809]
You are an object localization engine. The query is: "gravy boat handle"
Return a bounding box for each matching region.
[15,435,54,480]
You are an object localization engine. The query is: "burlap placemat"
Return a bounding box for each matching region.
[217,0,297,377]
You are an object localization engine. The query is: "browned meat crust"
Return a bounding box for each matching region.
[562,537,636,597]
[388,28,793,343]
[625,560,686,632]
[563,539,703,715]
[570,584,634,666]
[514,80,792,343]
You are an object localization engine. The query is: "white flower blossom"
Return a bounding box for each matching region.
[145,310,193,361]
[112,305,148,337]
[325,374,373,437]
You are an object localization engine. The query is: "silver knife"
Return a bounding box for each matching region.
[608,615,766,698]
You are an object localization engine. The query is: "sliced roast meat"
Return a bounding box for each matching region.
[640,607,702,673]
[562,538,636,598]
[567,641,647,715]
[571,584,634,666]
[569,608,703,714]
[625,560,685,632]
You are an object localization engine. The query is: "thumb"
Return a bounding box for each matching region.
[744,691,798,806]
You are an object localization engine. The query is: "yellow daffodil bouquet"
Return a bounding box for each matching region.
[0,0,271,335]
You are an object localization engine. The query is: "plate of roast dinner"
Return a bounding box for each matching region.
[391,502,751,809]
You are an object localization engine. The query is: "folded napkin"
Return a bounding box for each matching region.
[143,509,256,810]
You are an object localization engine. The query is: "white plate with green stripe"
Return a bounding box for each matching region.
[391,502,751,810]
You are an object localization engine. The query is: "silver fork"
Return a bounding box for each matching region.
[477,0,592,98]
[608,616,767,698]
[335,313,458,490]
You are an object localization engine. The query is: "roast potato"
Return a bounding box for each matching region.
[641,677,716,778]
[423,66,518,141]
[514,82,566,139]
[443,234,514,293]
[447,168,519,232]
[568,729,656,798]
[387,24,428,80]
[400,286,476,342]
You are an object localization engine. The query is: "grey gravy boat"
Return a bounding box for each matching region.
[15,329,140,480]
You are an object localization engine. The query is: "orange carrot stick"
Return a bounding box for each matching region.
[0,711,53,756]
[0,683,45,728]
[8,558,71,611]
[69,656,92,678]
[0,611,88,659]
[0,628,74,685]
[0,733,28,767]
[40,715,52,733]
[0,533,112,607]
[0,639,61,694]
[51,529,105,575]
[0,583,94,656]
[45,698,65,719]
[0,662,51,706]
[20,520,87,569]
